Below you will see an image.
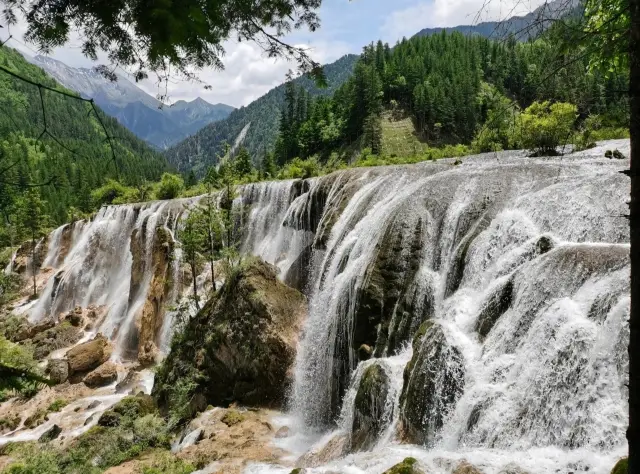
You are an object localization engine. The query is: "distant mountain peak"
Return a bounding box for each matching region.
[28,54,234,149]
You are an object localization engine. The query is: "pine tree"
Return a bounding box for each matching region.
[16,189,46,297]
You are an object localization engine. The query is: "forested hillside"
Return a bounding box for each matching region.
[0,46,169,243]
[272,29,628,164]
[165,54,359,174]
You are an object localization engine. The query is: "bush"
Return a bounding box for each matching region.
[155,173,184,200]
[90,179,129,207]
[47,399,67,413]
[515,101,577,155]
[278,157,321,179]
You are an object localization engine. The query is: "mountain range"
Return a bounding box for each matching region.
[29,55,235,149]
[414,0,580,39]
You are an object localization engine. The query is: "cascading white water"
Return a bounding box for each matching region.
[281,140,630,473]
[11,139,631,473]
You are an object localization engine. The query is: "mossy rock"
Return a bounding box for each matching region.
[153,259,306,418]
[611,458,628,474]
[221,409,245,426]
[351,363,390,452]
[382,457,424,474]
[99,394,156,427]
[400,321,464,446]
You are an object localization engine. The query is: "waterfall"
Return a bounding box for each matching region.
[12,139,630,473]
[284,141,630,472]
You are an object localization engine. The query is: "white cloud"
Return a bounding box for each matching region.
[0,17,350,107]
[381,0,549,42]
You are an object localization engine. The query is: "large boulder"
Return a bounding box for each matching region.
[66,334,112,374]
[399,321,465,446]
[154,259,306,416]
[46,358,69,384]
[83,361,118,388]
[351,363,391,452]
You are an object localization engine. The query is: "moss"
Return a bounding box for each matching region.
[383,457,421,474]
[47,399,67,413]
[221,409,245,426]
[290,469,303,474]
[611,458,628,474]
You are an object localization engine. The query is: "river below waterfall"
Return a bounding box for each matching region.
[3,140,630,474]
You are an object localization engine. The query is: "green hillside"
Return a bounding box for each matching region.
[164,54,359,174]
[0,46,169,236]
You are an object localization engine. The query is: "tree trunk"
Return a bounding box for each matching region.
[629,0,640,470]
[31,233,36,297]
[210,256,216,292]
[191,260,199,311]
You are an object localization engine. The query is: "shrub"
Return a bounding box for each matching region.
[155,173,184,200]
[47,399,68,413]
[90,179,129,207]
[141,451,196,474]
[515,101,577,155]
[278,157,321,179]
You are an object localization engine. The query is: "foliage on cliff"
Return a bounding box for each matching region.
[153,258,306,426]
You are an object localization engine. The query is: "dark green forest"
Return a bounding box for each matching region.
[272,29,628,164]
[0,46,169,245]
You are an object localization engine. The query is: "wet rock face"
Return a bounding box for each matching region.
[66,334,112,374]
[127,225,174,365]
[351,363,390,452]
[154,259,306,413]
[400,321,465,446]
[475,278,514,339]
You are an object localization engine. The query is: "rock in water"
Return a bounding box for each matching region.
[399,321,465,446]
[351,363,390,451]
[154,259,306,415]
[39,424,62,442]
[382,457,425,474]
[66,334,112,374]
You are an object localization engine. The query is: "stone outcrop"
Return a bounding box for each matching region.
[127,225,174,365]
[46,358,69,384]
[400,321,465,446]
[31,322,82,359]
[83,361,118,388]
[66,334,112,374]
[351,363,391,452]
[154,259,306,415]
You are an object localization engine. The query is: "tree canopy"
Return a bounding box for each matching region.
[1,0,326,92]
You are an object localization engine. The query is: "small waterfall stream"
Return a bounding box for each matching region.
[7,140,630,473]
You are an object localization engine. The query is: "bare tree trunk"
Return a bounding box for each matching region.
[629,0,640,470]
[191,260,199,311]
[31,233,36,297]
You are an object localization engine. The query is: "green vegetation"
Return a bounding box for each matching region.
[0,336,47,401]
[611,457,628,474]
[0,45,169,249]
[269,28,627,168]
[47,399,68,413]
[3,394,193,474]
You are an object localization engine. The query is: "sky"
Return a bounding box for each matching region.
[0,0,547,108]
